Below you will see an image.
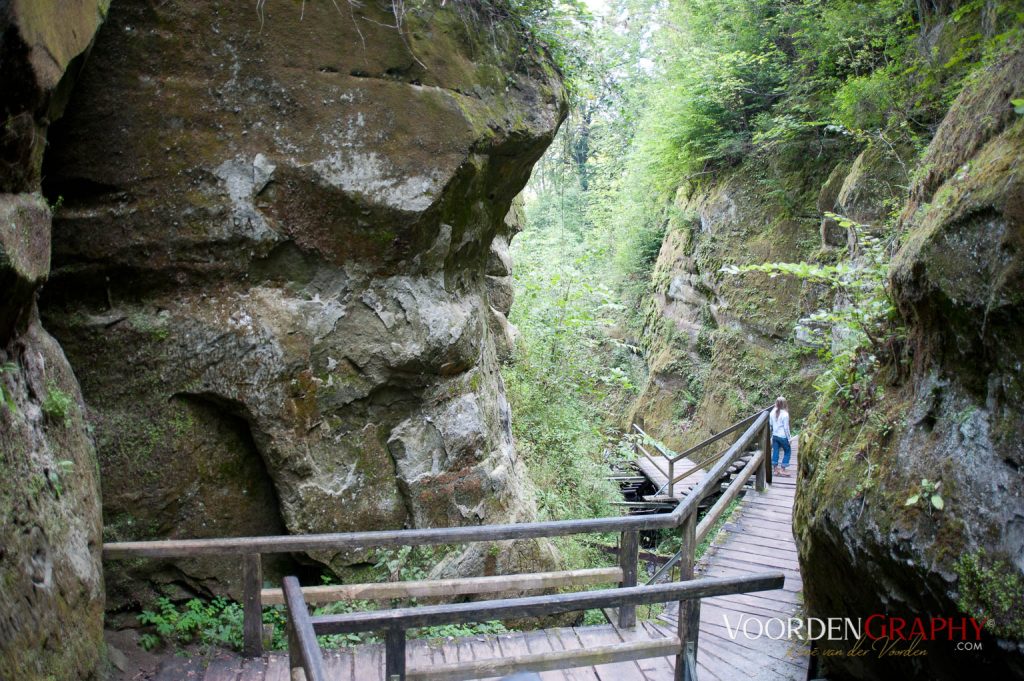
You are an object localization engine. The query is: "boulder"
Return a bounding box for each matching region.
[40,0,566,598]
[795,46,1024,679]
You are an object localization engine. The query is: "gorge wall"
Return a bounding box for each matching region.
[794,45,1024,678]
[627,144,847,449]
[36,0,566,607]
[0,2,108,679]
[628,5,1024,678]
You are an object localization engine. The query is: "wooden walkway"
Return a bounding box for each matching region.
[134,441,805,681]
[160,623,679,681]
[659,438,807,681]
[633,454,707,501]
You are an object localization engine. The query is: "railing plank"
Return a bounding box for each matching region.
[261,567,624,605]
[103,513,677,559]
[406,636,681,681]
[696,451,764,544]
[309,573,785,635]
[637,409,767,464]
[283,576,327,681]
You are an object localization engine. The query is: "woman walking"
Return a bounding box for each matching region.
[770,396,792,477]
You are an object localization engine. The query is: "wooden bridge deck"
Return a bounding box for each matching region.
[633,454,707,500]
[132,440,805,681]
[169,622,678,681]
[660,438,807,681]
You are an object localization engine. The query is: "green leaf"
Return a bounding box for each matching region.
[931,494,944,511]
[904,494,919,506]
[1013,99,1024,114]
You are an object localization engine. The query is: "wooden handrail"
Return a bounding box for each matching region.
[635,409,767,464]
[105,408,772,662]
[287,572,784,681]
[308,572,784,633]
[261,567,623,605]
[283,576,327,681]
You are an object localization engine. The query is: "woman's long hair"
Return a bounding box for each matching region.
[773,396,788,418]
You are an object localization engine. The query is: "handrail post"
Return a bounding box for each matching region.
[386,628,407,681]
[618,530,639,628]
[243,553,263,658]
[667,458,675,497]
[287,616,301,677]
[755,420,768,492]
[675,511,699,681]
[764,416,773,486]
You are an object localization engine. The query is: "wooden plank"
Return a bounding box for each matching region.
[699,621,809,670]
[202,655,238,681]
[696,452,762,542]
[709,546,802,571]
[262,655,290,681]
[310,574,785,635]
[262,567,624,605]
[323,650,353,680]
[467,635,501,681]
[549,628,601,681]
[573,626,647,681]
[104,511,679,559]
[238,657,265,680]
[405,634,681,681]
[523,629,569,681]
[352,642,383,681]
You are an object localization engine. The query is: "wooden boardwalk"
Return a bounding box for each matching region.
[658,438,807,681]
[132,441,805,681]
[147,623,679,680]
[633,454,707,501]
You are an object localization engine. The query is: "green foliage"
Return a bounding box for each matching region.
[955,549,1024,640]
[832,67,904,131]
[722,213,904,410]
[138,597,244,651]
[903,478,944,513]
[41,384,74,425]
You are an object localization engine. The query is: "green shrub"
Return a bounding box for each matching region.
[832,67,903,131]
[41,384,74,425]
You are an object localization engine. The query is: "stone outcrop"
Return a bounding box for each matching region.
[627,149,841,449]
[794,46,1024,679]
[0,2,109,679]
[39,0,565,603]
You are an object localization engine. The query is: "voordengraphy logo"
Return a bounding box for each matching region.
[721,615,988,658]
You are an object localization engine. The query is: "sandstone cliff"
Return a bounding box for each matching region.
[0,2,109,679]
[39,0,566,605]
[795,46,1024,678]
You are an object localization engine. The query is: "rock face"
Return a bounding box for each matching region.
[627,148,842,449]
[0,2,108,679]
[794,46,1024,679]
[40,0,565,602]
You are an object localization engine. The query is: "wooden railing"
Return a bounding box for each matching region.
[283,572,785,681]
[633,408,770,497]
[103,408,775,678]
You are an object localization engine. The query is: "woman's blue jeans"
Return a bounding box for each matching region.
[772,435,791,468]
